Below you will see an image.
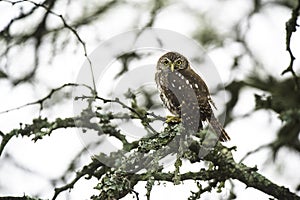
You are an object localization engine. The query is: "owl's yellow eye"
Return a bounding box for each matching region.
[176,60,182,65]
[163,60,169,66]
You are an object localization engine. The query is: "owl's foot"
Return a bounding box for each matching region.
[165,115,181,124]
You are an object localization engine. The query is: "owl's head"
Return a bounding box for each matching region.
[157,52,189,72]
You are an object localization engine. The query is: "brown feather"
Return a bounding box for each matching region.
[208,114,230,142]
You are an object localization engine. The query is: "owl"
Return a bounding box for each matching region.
[155,52,230,142]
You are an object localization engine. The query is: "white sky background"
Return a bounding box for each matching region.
[0,0,300,199]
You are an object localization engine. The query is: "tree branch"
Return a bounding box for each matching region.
[203,144,300,200]
[52,159,107,200]
[0,83,92,115]
[282,0,300,88]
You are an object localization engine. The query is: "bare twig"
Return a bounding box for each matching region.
[52,161,106,200]
[1,0,97,91]
[239,143,270,163]
[282,0,300,88]
[130,189,140,200]
[0,83,92,115]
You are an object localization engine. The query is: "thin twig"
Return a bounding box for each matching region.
[52,162,105,200]
[0,83,92,115]
[239,143,270,163]
[282,0,300,88]
[79,95,160,135]
[130,189,140,200]
[1,0,97,92]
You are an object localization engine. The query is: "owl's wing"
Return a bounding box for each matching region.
[182,69,217,110]
[208,96,217,110]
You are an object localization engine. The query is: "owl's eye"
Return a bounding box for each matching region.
[163,60,169,65]
[176,60,182,65]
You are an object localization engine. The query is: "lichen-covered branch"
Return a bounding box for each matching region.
[1,90,300,199]
[0,196,43,200]
[203,144,300,200]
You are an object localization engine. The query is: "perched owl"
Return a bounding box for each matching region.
[155,52,230,142]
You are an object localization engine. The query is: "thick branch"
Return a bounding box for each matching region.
[202,144,300,200]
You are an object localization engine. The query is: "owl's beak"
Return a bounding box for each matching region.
[170,63,175,72]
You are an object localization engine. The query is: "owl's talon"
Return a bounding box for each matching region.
[165,116,181,124]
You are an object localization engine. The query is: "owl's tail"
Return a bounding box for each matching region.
[208,115,230,142]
